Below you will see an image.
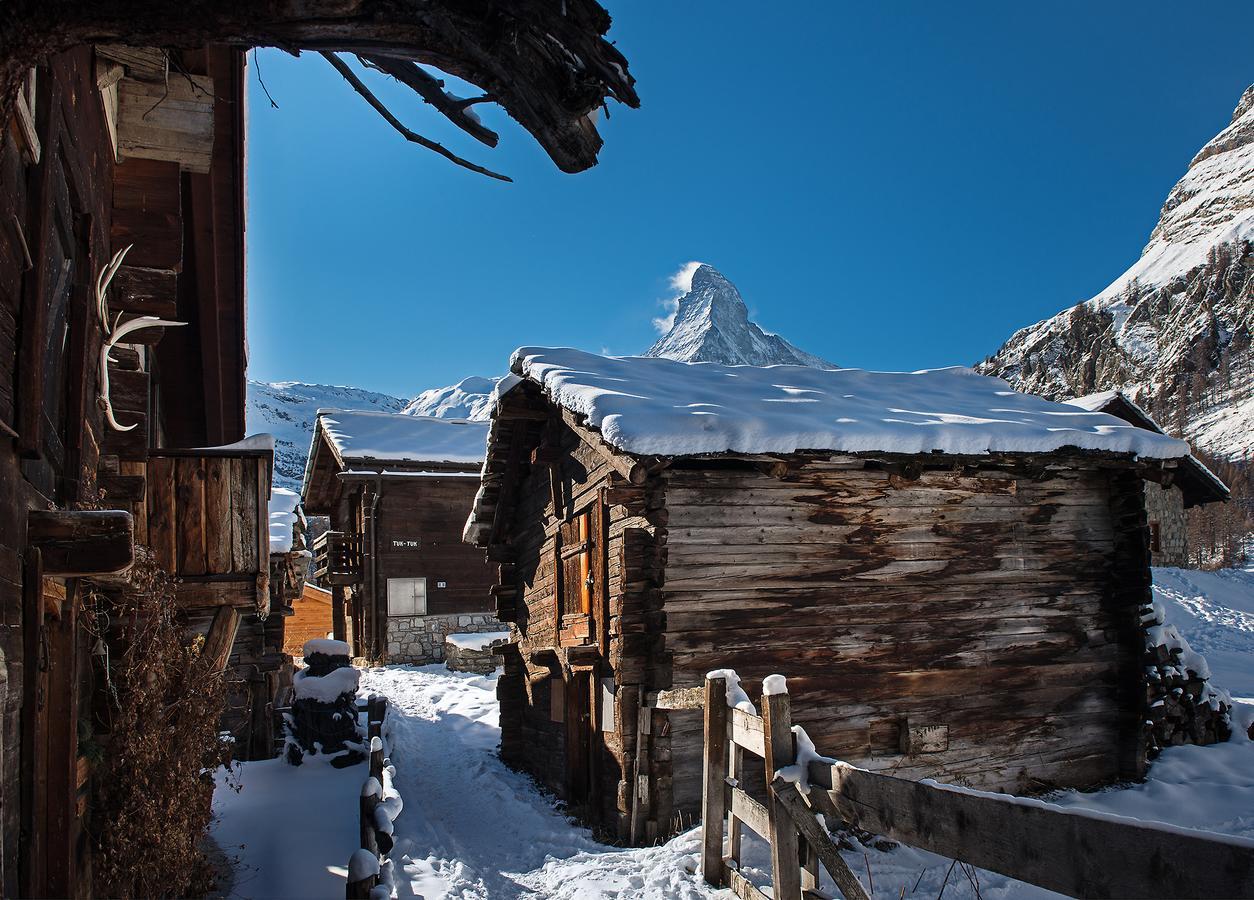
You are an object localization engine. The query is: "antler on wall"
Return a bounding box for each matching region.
[94,244,186,432]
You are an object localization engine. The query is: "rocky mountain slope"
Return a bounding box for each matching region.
[980,85,1254,462]
[401,376,498,420]
[246,380,408,488]
[645,263,835,367]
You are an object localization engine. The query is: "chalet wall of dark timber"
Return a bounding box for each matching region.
[0,42,287,895]
[470,377,1207,845]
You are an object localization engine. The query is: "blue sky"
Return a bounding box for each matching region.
[244,2,1254,398]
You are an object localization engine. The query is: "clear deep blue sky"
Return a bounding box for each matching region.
[244,2,1254,398]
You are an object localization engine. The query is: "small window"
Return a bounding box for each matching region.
[1149,522,1162,554]
[386,577,427,617]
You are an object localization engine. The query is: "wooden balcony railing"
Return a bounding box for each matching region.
[312,530,362,586]
[135,448,272,612]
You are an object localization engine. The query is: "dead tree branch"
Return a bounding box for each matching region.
[358,54,498,148]
[320,51,510,182]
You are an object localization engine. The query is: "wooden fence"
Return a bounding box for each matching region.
[347,694,391,899]
[701,672,1254,900]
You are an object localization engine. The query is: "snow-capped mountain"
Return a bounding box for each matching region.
[246,380,408,488]
[401,376,498,420]
[980,85,1254,462]
[645,263,836,368]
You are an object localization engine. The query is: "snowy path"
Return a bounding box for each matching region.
[360,665,721,899]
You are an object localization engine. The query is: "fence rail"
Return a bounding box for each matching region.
[700,671,1254,900]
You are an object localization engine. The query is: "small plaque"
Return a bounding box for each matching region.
[902,723,949,755]
[391,539,419,549]
[437,581,447,588]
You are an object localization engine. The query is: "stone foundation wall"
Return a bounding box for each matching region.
[1144,482,1188,567]
[385,612,503,664]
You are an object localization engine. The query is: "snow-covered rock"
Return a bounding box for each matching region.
[646,263,835,368]
[401,376,499,420]
[247,380,408,488]
[981,84,1254,462]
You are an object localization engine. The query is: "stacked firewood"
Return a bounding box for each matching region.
[286,639,363,766]
[1141,602,1230,756]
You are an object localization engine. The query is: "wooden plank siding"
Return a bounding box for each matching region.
[660,461,1146,822]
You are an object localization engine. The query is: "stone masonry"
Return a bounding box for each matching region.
[385,612,504,664]
[1144,481,1188,568]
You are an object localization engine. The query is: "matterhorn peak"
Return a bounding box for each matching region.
[645,263,835,368]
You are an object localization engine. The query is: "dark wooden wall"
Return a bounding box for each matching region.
[0,46,115,898]
[658,459,1148,821]
[373,476,495,618]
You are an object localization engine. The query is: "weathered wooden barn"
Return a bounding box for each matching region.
[465,348,1206,843]
[1067,391,1228,566]
[0,41,301,894]
[303,411,500,663]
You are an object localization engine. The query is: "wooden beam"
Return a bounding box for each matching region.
[808,760,1254,899]
[27,510,133,577]
[109,265,178,318]
[97,473,145,503]
[200,606,240,673]
[701,676,729,884]
[762,689,802,900]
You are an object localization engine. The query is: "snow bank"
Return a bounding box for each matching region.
[318,409,488,465]
[446,630,511,651]
[507,347,1191,459]
[293,666,360,703]
[197,433,276,453]
[304,638,351,658]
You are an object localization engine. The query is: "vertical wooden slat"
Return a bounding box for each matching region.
[175,457,206,575]
[229,457,247,571]
[236,458,257,573]
[203,458,231,572]
[728,741,745,864]
[763,685,802,900]
[19,549,45,898]
[146,455,176,571]
[44,580,78,899]
[701,676,728,885]
[255,457,270,608]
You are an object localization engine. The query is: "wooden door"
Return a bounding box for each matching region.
[564,669,594,810]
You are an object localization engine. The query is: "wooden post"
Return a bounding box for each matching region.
[701,676,728,886]
[201,606,240,673]
[331,584,347,642]
[762,684,802,900]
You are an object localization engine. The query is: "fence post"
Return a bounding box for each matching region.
[763,682,802,900]
[701,675,729,886]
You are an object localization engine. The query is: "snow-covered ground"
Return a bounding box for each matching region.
[213,563,1254,899]
[1153,564,1254,699]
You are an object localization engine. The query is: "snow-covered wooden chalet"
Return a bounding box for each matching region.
[302,411,501,663]
[464,347,1207,843]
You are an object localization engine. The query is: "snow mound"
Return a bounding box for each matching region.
[508,347,1191,460]
[304,638,351,658]
[293,666,360,703]
[402,376,500,420]
[268,486,302,554]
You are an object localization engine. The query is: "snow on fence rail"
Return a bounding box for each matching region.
[346,694,401,899]
[698,670,1254,900]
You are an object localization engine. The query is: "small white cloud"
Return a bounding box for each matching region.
[652,260,705,334]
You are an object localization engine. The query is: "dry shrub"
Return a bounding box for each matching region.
[88,548,234,898]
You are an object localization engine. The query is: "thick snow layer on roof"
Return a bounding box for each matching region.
[318,410,488,465]
[508,348,1191,460]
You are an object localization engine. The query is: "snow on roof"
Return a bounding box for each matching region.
[506,348,1192,460]
[317,409,488,467]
